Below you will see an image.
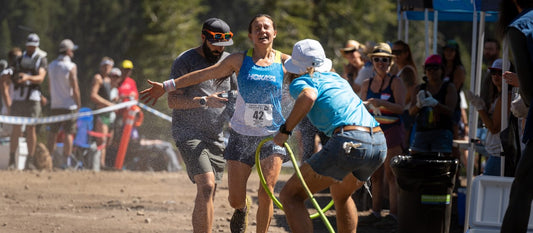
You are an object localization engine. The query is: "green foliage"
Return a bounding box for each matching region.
[0,0,488,140]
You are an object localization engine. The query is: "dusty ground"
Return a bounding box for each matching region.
[0,168,415,233]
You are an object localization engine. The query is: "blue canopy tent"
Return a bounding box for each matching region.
[397,1,506,232]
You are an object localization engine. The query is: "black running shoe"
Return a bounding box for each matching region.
[230,196,250,233]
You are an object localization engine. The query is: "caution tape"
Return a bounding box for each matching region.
[137,102,172,122]
[0,101,138,125]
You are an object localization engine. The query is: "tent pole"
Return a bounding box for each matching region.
[397,0,402,40]
[501,36,510,176]
[464,6,480,233]
[425,8,429,59]
[433,11,438,54]
[404,12,409,43]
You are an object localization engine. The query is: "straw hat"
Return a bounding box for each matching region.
[368,42,394,58]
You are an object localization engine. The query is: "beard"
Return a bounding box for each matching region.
[202,41,223,63]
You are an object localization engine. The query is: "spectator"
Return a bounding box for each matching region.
[500,0,533,231]
[3,33,48,170]
[359,42,406,227]
[409,54,457,155]
[140,14,291,233]
[391,40,419,151]
[89,57,116,168]
[118,59,138,101]
[1,47,22,116]
[46,39,81,167]
[467,59,512,176]
[339,39,366,93]
[167,17,236,233]
[273,38,386,233]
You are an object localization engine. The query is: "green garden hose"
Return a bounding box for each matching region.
[255,137,335,233]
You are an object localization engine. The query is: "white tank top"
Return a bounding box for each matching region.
[48,55,77,109]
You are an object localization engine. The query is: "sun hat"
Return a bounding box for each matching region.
[368,42,394,58]
[26,33,40,47]
[424,54,443,65]
[59,39,78,52]
[284,39,333,74]
[488,58,503,70]
[202,18,234,46]
[121,60,134,69]
[339,40,365,53]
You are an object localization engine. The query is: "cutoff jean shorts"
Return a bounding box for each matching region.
[306,129,387,182]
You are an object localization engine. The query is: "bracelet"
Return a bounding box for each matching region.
[163,80,177,92]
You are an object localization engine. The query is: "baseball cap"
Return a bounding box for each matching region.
[444,40,459,50]
[368,42,394,58]
[109,67,122,77]
[339,40,365,53]
[59,39,78,52]
[26,33,40,47]
[489,58,503,70]
[122,60,134,69]
[424,54,443,66]
[285,39,332,74]
[202,18,233,46]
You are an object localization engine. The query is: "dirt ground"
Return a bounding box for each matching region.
[0,168,418,233]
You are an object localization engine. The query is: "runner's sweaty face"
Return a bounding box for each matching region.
[248,16,277,45]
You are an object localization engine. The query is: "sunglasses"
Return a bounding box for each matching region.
[425,64,441,71]
[203,29,233,41]
[373,57,390,63]
[343,48,358,54]
[490,69,502,76]
[391,49,404,55]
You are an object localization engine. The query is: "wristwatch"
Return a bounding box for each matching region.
[199,96,207,106]
[279,124,292,135]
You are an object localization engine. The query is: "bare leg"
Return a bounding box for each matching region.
[192,172,216,233]
[371,164,384,215]
[226,160,252,210]
[385,145,402,217]
[25,125,36,157]
[256,154,283,233]
[331,174,365,233]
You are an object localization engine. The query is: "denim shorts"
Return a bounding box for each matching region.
[175,139,226,184]
[483,155,501,176]
[306,130,387,182]
[411,129,453,153]
[224,129,288,166]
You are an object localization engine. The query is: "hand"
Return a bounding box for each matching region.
[416,90,427,108]
[139,80,165,106]
[273,132,289,147]
[511,95,528,118]
[207,92,229,108]
[503,71,520,87]
[466,90,485,111]
[367,103,381,116]
[424,96,439,107]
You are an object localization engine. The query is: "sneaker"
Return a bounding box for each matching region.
[374,214,398,229]
[358,212,382,225]
[230,195,251,233]
[24,156,36,171]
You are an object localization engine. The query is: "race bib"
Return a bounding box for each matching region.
[244,103,273,127]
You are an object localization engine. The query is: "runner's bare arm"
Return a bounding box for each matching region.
[140,53,243,106]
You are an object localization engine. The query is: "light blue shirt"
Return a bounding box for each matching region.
[289,72,379,137]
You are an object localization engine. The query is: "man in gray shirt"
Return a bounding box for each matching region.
[167,18,236,233]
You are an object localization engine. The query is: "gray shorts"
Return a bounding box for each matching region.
[11,100,41,118]
[176,139,226,184]
[224,129,288,166]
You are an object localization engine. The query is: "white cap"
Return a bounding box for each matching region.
[109,67,122,77]
[26,33,40,47]
[59,39,78,52]
[489,58,503,70]
[284,39,332,74]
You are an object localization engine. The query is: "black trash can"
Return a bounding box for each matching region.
[391,153,459,233]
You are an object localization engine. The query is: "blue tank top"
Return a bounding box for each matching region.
[366,75,401,130]
[230,49,285,136]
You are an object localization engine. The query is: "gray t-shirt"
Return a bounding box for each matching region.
[170,48,236,146]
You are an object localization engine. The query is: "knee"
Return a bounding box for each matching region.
[196,182,216,199]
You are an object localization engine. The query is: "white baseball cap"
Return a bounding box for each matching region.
[59,39,78,52]
[284,39,332,74]
[26,33,40,47]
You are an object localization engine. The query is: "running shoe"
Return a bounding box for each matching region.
[230,195,251,233]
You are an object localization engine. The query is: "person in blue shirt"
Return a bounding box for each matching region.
[272,39,387,233]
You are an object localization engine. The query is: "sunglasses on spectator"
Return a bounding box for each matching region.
[203,29,233,41]
[391,49,404,55]
[373,57,390,63]
[425,64,441,71]
[490,69,502,76]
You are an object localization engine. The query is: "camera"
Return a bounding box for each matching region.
[218,90,238,99]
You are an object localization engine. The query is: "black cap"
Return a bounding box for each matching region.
[202,18,233,46]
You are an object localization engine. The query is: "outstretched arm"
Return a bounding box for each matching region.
[140,53,242,106]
